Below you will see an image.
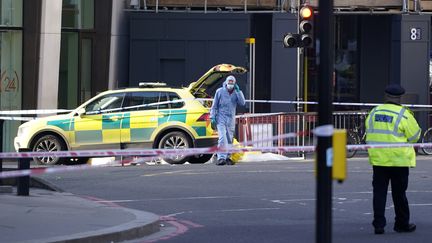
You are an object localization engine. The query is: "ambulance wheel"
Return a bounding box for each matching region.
[188,154,213,164]
[158,131,191,164]
[32,134,66,165]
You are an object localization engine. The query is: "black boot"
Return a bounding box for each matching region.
[226,158,234,165]
[394,223,416,233]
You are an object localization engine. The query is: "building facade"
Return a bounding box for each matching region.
[1,0,116,152]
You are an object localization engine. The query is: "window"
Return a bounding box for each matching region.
[122,92,183,111]
[168,92,184,109]
[123,92,160,111]
[62,0,94,29]
[306,15,359,110]
[0,0,22,27]
[85,93,125,114]
[158,92,169,110]
[0,0,22,152]
[58,32,78,109]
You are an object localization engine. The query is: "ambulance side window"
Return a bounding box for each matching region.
[123,92,160,111]
[168,92,184,109]
[158,92,169,110]
[85,93,125,114]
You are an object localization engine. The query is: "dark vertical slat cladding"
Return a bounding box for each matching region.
[22,0,42,110]
[93,0,113,94]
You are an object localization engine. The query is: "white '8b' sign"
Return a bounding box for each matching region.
[410,27,421,40]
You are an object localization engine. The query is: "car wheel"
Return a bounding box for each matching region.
[158,131,191,165]
[32,134,66,165]
[188,154,213,164]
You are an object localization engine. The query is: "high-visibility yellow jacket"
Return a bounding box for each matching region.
[365,103,421,167]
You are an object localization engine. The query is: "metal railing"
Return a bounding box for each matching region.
[126,0,421,13]
[236,111,369,157]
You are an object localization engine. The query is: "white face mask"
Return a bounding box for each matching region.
[226,84,234,90]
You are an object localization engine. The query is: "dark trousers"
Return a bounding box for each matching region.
[372,166,410,229]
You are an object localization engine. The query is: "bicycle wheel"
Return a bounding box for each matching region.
[422,128,432,155]
[346,130,360,158]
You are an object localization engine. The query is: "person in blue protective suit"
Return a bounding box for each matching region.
[210,75,246,165]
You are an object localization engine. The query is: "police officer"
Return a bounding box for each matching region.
[210,75,245,165]
[365,84,421,234]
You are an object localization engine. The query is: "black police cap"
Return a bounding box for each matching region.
[385,84,405,96]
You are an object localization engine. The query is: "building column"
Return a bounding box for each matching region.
[391,14,430,129]
[109,0,128,89]
[37,0,62,109]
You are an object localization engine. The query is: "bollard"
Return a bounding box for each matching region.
[17,148,31,196]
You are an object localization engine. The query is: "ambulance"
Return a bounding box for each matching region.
[14,64,247,165]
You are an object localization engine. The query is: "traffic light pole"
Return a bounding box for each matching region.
[316,0,334,243]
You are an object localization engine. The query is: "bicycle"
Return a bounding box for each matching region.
[421,127,432,155]
[346,113,367,158]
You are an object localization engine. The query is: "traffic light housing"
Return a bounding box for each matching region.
[299,5,314,48]
[283,33,300,48]
[282,5,314,48]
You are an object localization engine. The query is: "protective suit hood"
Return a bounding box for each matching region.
[224,75,236,90]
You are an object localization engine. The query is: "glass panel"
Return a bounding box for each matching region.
[306,15,359,111]
[80,38,92,104]
[0,30,22,152]
[86,93,125,114]
[123,92,161,111]
[158,92,169,110]
[168,92,184,109]
[334,16,358,104]
[58,32,79,109]
[0,0,22,27]
[62,0,94,29]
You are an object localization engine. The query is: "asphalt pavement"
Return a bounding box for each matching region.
[1,154,431,243]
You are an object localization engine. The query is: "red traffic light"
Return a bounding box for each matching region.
[300,6,313,19]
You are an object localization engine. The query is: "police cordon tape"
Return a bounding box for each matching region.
[0,131,305,179]
[0,131,305,160]
[2,142,432,179]
[0,145,315,179]
[1,98,432,117]
[0,116,34,121]
[0,109,71,116]
[3,141,432,160]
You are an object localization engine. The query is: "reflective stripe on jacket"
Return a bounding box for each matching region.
[365,103,421,167]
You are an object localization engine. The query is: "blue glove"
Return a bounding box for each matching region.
[210,118,217,130]
[234,84,240,92]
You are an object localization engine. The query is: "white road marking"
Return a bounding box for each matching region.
[95,199,136,203]
[142,170,195,177]
[165,212,186,217]
[94,195,244,203]
[410,203,432,207]
[271,200,286,204]
[142,169,316,177]
[214,207,281,213]
[269,199,315,204]
[92,190,432,205]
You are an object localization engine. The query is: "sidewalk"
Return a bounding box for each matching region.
[0,187,160,243]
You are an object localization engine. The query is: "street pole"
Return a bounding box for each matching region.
[316,0,334,243]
